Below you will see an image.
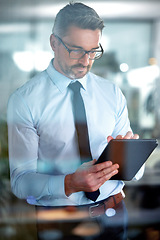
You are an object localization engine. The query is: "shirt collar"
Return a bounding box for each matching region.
[46,59,88,93]
[77,76,87,90]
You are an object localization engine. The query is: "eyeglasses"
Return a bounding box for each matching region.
[54,34,103,60]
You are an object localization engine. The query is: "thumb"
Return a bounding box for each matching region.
[84,159,97,166]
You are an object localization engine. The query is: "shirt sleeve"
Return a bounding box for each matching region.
[7,92,67,202]
[112,86,132,137]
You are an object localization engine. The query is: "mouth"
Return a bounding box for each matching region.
[72,65,88,72]
[76,67,87,72]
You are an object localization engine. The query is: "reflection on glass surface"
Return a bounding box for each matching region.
[0,1,160,240]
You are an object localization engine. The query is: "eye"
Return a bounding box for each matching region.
[70,50,85,59]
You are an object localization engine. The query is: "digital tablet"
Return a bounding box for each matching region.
[95,139,158,181]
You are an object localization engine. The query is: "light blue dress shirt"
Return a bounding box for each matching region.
[7,59,143,206]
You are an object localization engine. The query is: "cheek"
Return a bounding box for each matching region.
[55,46,66,60]
[55,47,83,67]
[58,49,71,64]
[63,55,79,67]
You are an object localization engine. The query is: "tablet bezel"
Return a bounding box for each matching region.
[95,139,158,181]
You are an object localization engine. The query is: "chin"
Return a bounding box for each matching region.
[75,71,89,79]
[67,69,89,79]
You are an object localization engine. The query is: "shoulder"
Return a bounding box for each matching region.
[9,70,55,104]
[14,71,48,96]
[7,70,52,120]
[87,72,122,96]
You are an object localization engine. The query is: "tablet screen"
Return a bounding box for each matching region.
[96,139,158,180]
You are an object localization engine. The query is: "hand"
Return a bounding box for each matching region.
[65,159,119,196]
[107,131,139,143]
[65,131,138,197]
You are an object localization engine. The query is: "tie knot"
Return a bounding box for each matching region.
[68,81,82,92]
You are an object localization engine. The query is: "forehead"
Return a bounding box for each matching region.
[63,26,101,49]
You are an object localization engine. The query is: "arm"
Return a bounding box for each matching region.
[7,93,66,201]
[7,91,120,201]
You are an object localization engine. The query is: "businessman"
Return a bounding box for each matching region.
[7,3,144,239]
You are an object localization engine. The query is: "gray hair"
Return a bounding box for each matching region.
[52,2,104,37]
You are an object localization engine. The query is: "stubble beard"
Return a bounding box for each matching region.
[59,61,91,79]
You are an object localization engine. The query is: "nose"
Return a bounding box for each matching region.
[78,53,90,66]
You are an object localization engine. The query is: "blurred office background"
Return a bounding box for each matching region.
[0,0,160,239]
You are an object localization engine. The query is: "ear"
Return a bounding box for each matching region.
[50,34,56,51]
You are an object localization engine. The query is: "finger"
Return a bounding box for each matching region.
[86,159,97,166]
[98,168,119,185]
[82,159,97,168]
[132,134,139,139]
[91,161,113,173]
[80,163,119,192]
[106,168,119,180]
[123,131,133,139]
[116,135,124,139]
[107,136,113,143]
[97,163,119,179]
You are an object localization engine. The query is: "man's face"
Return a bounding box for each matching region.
[51,26,101,79]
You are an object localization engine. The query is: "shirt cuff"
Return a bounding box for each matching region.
[49,174,67,199]
[133,164,145,180]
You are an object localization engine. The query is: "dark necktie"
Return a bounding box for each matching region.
[69,81,100,202]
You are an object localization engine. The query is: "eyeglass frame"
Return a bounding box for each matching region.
[53,34,104,60]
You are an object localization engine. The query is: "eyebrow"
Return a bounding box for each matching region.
[65,42,100,50]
